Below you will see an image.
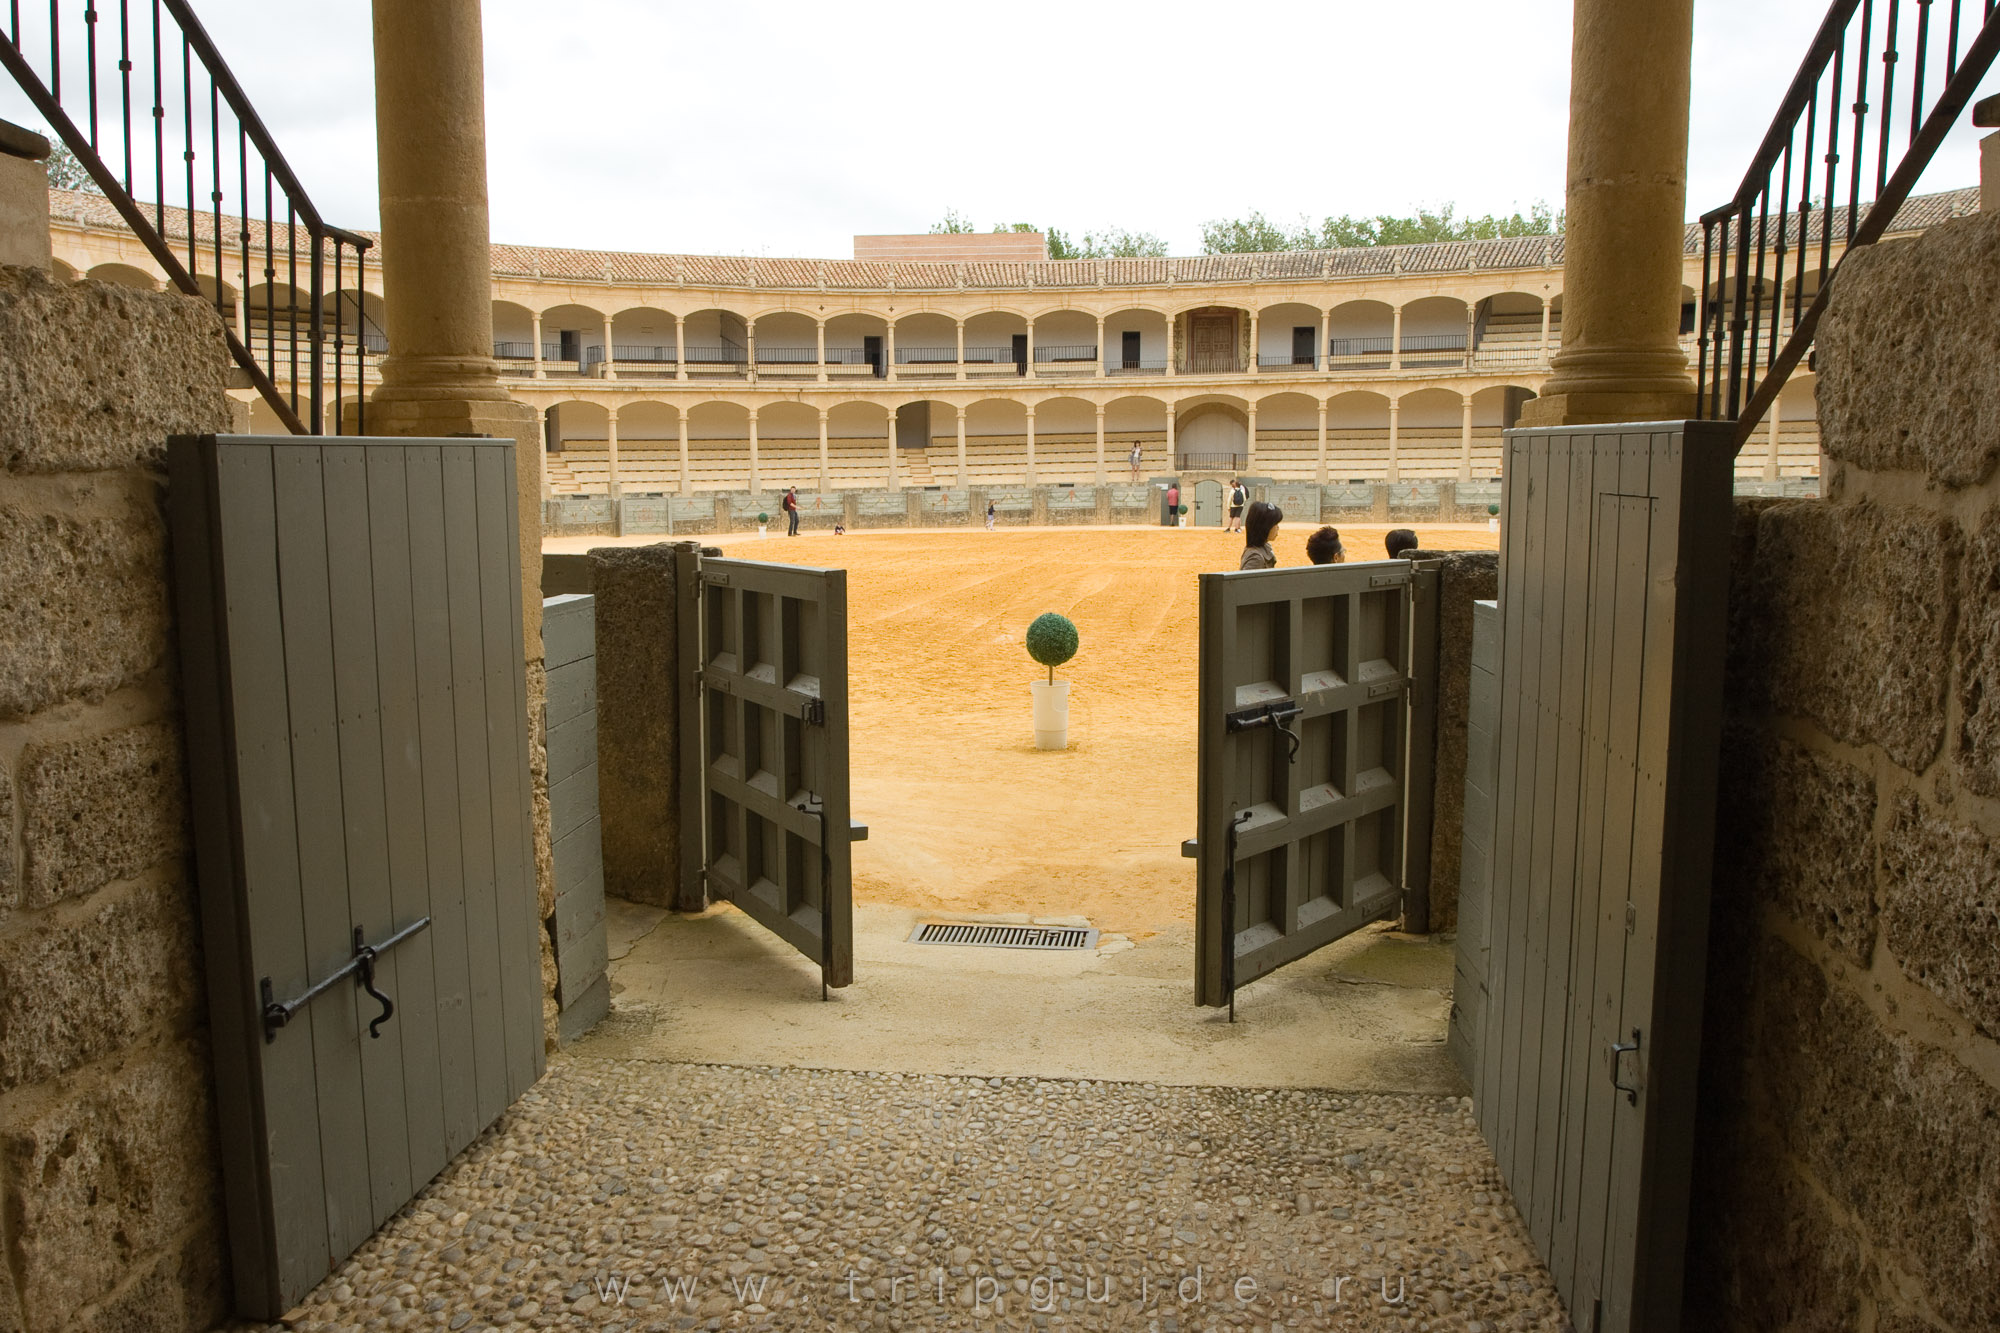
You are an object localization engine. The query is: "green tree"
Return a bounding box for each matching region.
[929,209,976,234]
[1062,226,1169,260]
[1204,201,1563,253]
[44,135,99,193]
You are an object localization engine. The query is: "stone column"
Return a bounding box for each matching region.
[1464,305,1477,369]
[538,405,550,501]
[1539,296,1553,361]
[677,409,690,493]
[1025,321,1035,379]
[1165,405,1176,467]
[1387,399,1401,483]
[1245,403,1258,472]
[817,409,830,492]
[955,319,966,382]
[602,313,617,380]
[606,406,620,498]
[885,318,897,382]
[532,311,545,378]
[885,407,899,489]
[675,313,687,381]
[1025,405,1037,482]
[1460,394,1475,482]
[956,405,968,487]
[1247,310,1259,373]
[1319,308,1331,372]
[1518,0,1696,426]
[1390,305,1403,372]
[1094,406,1106,484]
[368,0,542,656]
[1095,314,1106,377]
[1164,313,1176,377]
[1316,400,1329,484]
[746,318,757,383]
[748,408,761,493]
[816,319,827,383]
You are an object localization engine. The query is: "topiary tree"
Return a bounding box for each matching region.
[1488,503,1500,516]
[1025,612,1079,685]
[757,512,770,525]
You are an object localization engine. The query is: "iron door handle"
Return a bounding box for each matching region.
[1610,1029,1641,1105]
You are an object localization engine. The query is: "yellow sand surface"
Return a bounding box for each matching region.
[704,522,1500,936]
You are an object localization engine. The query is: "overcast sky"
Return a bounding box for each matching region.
[8,1,1995,257]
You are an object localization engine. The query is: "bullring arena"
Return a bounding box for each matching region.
[556,520,1498,935]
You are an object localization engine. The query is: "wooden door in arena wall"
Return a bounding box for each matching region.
[1466,422,1732,1333]
[676,545,863,992]
[1188,558,1439,1009]
[169,435,545,1319]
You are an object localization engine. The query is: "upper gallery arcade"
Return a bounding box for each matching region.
[45,184,1979,494]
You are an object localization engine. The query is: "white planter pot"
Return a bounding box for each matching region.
[1178,514,1188,527]
[757,525,768,538]
[1031,680,1071,750]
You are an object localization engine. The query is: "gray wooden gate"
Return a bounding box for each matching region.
[1468,422,1731,1333]
[1190,558,1439,1008]
[169,435,545,1319]
[675,548,860,991]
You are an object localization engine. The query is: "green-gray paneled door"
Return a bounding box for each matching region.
[170,435,545,1319]
[1189,558,1439,1009]
[677,546,862,990]
[1468,422,1731,1333]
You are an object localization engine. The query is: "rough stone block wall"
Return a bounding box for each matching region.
[1408,549,1498,933]
[1687,211,2000,1333]
[589,544,682,909]
[0,264,233,1333]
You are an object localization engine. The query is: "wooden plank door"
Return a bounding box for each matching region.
[170,434,545,1319]
[1469,422,1732,1333]
[1191,559,1438,1008]
[682,551,859,990]
[1191,314,1235,373]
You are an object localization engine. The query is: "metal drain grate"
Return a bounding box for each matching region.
[908,922,1100,951]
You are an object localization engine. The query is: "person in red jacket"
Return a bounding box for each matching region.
[782,486,800,536]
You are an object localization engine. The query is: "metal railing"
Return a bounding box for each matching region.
[1698,0,2000,447]
[1033,344,1098,363]
[681,345,746,365]
[1178,452,1245,471]
[1327,337,1394,358]
[494,341,536,360]
[754,346,817,364]
[895,346,958,364]
[1185,352,1240,374]
[1258,354,1320,370]
[2,0,376,433]
[613,344,675,363]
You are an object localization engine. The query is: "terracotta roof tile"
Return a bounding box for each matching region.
[51,184,1977,294]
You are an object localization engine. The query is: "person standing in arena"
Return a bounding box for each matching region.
[783,486,800,536]
[1305,526,1346,564]
[1128,442,1143,482]
[1227,479,1248,533]
[1239,501,1283,570]
[985,500,997,531]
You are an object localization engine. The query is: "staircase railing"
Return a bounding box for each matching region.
[1,0,375,434]
[1698,0,2000,450]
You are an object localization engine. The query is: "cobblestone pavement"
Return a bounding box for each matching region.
[273,1055,1568,1332]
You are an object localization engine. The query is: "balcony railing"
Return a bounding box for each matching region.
[495,341,536,359]
[1258,354,1321,370]
[895,346,958,364]
[682,345,746,365]
[614,344,676,363]
[1033,344,1098,363]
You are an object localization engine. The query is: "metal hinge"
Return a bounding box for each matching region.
[801,697,826,726]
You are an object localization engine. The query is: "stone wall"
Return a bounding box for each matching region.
[0,264,234,1332]
[1409,549,1499,933]
[1687,210,2000,1332]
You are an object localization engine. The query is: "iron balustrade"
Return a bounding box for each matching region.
[1032,344,1099,363]
[959,346,1017,363]
[1328,337,1395,357]
[681,345,747,364]
[612,344,675,362]
[1,0,377,434]
[1179,452,1245,471]
[1698,0,2000,448]
[1257,354,1321,370]
[1186,352,1240,374]
[754,347,818,364]
[1110,357,1169,373]
[894,346,959,364]
[494,341,536,359]
[822,347,868,364]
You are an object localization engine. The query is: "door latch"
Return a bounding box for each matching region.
[1609,1028,1642,1105]
[260,917,432,1042]
[1226,699,1303,763]
[800,696,826,726]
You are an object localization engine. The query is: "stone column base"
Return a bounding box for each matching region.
[1516,390,1697,429]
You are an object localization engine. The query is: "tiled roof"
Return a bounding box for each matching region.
[50,184,1978,294]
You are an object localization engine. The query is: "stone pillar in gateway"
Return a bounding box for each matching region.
[367,0,542,652]
[1518,0,1697,427]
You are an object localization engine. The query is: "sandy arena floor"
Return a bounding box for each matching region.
[554,522,1499,937]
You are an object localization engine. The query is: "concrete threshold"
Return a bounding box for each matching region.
[583,897,1464,1094]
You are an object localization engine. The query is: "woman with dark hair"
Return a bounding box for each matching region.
[1240,501,1283,570]
[1305,525,1346,565]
